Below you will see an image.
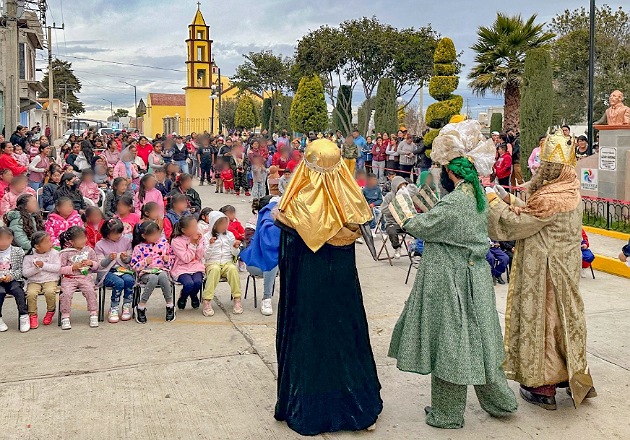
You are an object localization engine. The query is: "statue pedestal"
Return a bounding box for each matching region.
[583,126,630,200]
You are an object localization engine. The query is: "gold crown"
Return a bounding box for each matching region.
[541,129,577,167]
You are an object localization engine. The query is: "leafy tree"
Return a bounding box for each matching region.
[424,38,463,148]
[273,95,293,133]
[520,48,554,180]
[550,5,630,124]
[490,113,503,134]
[234,95,258,130]
[468,14,555,131]
[232,50,292,132]
[39,58,84,115]
[114,108,129,118]
[333,86,352,135]
[219,98,238,131]
[290,75,328,134]
[374,78,398,134]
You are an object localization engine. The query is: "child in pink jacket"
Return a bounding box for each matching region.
[0,175,36,217]
[170,215,205,310]
[135,174,164,217]
[79,169,100,206]
[45,198,84,247]
[58,226,99,330]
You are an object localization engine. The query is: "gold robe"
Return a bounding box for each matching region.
[488,196,594,406]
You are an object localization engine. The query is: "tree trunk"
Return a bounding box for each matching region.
[504,82,521,131]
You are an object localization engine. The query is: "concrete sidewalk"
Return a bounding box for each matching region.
[0,184,628,439]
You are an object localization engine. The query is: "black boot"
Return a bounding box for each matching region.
[190,294,200,309]
[496,275,505,285]
[177,296,187,310]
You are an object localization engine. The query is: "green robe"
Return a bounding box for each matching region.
[388,183,507,385]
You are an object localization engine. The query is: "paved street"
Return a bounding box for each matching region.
[1,183,629,440]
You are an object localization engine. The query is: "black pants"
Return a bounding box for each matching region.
[200,163,213,184]
[386,225,404,250]
[235,171,249,192]
[498,176,510,187]
[399,164,414,182]
[0,280,27,317]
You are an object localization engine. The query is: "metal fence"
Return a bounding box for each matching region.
[162,117,212,136]
[582,196,630,233]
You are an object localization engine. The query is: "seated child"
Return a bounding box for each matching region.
[355,169,367,188]
[382,170,397,195]
[170,216,205,311]
[84,206,105,249]
[0,227,28,333]
[5,193,45,252]
[114,194,141,238]
[22,231,60,328]
[267,165,280,196]
[154,167,172,198]
[95,219,134,323]
[136,174,164,217]
[362,173,383,234]
[581,229,595,278]
[164,194,191,240]
[79,169,100,206]
[131,221,175,323]
[201,211,242,317]
[219,205,245,241]
[58,226,99,330]
[0,175,36,217]
[41,168,61,211]
[12,145,29,168]
[198,207,213,236]
[278,169,292,195]
[45,197,84,247]
[94,159,109,189]
[0,169,13,195]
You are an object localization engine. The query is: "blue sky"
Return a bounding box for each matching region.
[42,0,625,121]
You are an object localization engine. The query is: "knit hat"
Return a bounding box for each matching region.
[391,176,407,193]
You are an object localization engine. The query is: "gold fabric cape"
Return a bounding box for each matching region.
[278,139,373,252]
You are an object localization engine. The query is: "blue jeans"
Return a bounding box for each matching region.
[177,272,203,299]
[246,265,278,300]
[175,160,189,174]
[104,272,135,308]
[486,248,509,278]
[28,181,42,191]
[369,207,383,230]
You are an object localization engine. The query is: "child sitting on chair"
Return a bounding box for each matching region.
[581,229,595,278]
[201,211,242,318]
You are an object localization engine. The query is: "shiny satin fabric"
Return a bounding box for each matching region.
[278,139,373,252]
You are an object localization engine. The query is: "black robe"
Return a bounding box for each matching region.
[274,223,382,436]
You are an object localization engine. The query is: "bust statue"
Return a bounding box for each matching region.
[596,90,630,126]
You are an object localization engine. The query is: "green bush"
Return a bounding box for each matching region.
[433,37,457,64]
[429,76,459,101]
[289,75,329,134]
[433,63,457,76]
[426,95,464,129]
[423,129,440,147]
[490,113,503,133]
[234,95,258,129]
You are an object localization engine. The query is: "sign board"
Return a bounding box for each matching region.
[599,147,617,171]
[581,168,598,191]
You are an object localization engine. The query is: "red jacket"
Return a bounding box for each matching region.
[493,153,512,179]
[86,220,105,249]
[136,143,153,167]
[228,218,245,241]
[0,153,27,176]
[271,153,289,172]
[371,143,387,162]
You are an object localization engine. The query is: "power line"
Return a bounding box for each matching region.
[58,0,67,55]
[54,54,186,72]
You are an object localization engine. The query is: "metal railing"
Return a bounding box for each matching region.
[582,196,630,233]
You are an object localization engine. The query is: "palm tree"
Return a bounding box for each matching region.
[468,13,555,131]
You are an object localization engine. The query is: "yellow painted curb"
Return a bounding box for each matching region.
[583,226,630,241]
[592,254,630,279]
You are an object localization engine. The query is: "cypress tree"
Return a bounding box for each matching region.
[520,47,554,180]
[490,113,503,134]
[374,78,398,134]
[261,98,272,132]
[333,85,352,136]
[289,75,328,134]
[234,95,257,129]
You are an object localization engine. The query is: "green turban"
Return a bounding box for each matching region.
[447,157,486,212]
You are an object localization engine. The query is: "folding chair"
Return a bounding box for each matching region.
[244,273,275,309]
[586,263,595,279]
[405,254,421,284]
[377,230,409,266]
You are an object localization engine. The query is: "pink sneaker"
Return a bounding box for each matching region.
[233,298,243,315]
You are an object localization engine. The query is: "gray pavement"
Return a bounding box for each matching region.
[1,183,629,439]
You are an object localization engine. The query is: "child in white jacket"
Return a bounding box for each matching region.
[200,211,242,317]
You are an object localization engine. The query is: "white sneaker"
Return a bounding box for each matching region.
[0,318,8,332]
[108,308,120,323]
[394,250,401,259]
[61,318,71,330]
[89,315,99,328]
[19,314,30,333]
[121,303,132,321]
[371,229,377,238]
[261,298,273,316]
[238,261,246,272]
[356,237,364,244]
[581,268,587,278]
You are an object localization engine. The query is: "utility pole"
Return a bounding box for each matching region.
[587,0,596,155]
[101,99,113,118]
[120,81,138,128]
[46,22,64,142]
[5,0,20,136]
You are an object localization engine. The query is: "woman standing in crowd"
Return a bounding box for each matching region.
[27,144,51,190]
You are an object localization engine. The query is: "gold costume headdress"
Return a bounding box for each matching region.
[541,129,577,167]
[278,139,373,252]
